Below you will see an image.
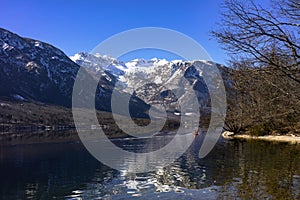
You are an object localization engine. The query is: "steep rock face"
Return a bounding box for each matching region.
[0,28,80,106]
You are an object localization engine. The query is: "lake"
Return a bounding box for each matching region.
[0,133,299,199]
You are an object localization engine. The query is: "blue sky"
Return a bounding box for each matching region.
[1,0,230,64]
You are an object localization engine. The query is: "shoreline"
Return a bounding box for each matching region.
[222,131,300,144]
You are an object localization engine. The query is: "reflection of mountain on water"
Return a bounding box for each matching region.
[0,130,80,145]
[0,135,299,199]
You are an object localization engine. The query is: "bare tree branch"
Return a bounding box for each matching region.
[212,0,300,83]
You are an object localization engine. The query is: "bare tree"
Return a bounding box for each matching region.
[212,0,300,84]
[212,0,300,135]
[224,59,300,135]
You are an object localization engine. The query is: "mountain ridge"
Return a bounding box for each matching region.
[0,27,231,129]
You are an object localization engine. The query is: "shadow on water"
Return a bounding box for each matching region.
[0,131,299,199]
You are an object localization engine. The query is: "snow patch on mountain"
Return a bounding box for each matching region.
[2,43,14,51]
[70,52,128,76]
[12,94,25,101]
[34,41,44,49]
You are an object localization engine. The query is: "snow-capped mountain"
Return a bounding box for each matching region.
[72,53,178,89]
[71,52,231,114]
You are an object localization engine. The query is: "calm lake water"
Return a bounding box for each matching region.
[0,133,299,199]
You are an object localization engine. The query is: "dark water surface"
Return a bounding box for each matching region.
[0,133,299,199]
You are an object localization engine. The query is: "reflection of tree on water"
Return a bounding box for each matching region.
[85,139,300,199]
[217,141,300,199]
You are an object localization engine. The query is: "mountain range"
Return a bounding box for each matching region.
[0,27,231,125]
[70,52,231,115]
